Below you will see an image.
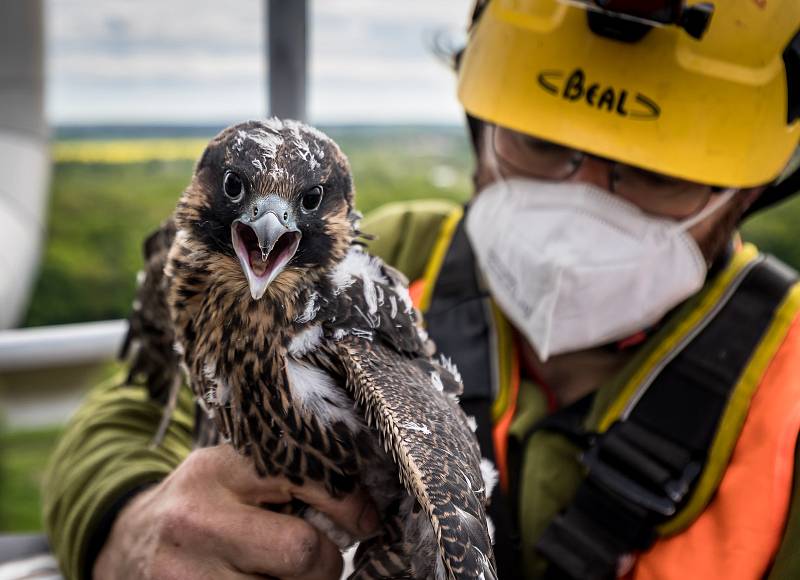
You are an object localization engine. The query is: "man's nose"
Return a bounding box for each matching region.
[566,156,613,191]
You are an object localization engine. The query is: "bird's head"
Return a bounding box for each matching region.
[175,119,357,301]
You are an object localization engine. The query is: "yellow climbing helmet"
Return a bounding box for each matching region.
[457,0,800,189]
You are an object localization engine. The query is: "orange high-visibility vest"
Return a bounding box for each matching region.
[626,309,800,579]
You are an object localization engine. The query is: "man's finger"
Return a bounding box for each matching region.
[197,445,379,539]
[285,531,343,580]
[290,480,380,539]
[214,503,343,580]
[186,445,294,504]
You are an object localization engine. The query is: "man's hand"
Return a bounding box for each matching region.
[93,444,379,580]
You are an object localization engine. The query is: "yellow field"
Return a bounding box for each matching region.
[53,138,208,163]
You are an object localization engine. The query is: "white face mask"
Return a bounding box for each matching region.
[465,177,736,361]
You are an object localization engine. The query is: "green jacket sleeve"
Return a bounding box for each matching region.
[42,376,194,580]
[41,198,458,580]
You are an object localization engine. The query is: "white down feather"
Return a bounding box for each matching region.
[285,359,362,431]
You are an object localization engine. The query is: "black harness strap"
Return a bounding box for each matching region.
[537,255,799,580]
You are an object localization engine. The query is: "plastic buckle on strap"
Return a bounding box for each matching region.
[581,441,702,518]
[538,512,621,580]
[664,460,702,503]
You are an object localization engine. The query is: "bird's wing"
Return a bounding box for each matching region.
[334,336,496,580]
[119,219,181,405]
[312,247,493,577]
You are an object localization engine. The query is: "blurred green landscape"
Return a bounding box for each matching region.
[4,124,800,532]
[24,125,474,327]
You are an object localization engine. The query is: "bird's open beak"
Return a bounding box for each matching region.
[231,196,301,300]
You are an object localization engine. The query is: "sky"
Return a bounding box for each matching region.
[46,0,473,126]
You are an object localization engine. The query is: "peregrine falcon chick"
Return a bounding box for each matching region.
[123,119,496,580]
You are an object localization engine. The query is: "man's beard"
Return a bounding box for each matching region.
[696,193,750,265]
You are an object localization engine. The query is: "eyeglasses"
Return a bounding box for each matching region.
[491,125,720,218]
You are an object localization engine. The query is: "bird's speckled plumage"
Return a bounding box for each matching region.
[120,219,178,405]
[124,118,496,579]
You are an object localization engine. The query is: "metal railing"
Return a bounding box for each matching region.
[0,320,127,373]
[0,320,128,428]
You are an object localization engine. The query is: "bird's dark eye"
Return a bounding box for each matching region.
[223,170,244,200]
[301,186,324,212]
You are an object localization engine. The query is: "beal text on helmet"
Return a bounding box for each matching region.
[537,68,661,120]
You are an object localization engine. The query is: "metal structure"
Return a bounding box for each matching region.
[0,320,126,373]
[0,0,49,329]
[268,0,308,121]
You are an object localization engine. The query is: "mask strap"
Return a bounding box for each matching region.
[677,188,738,232]
[485,125,505,184]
